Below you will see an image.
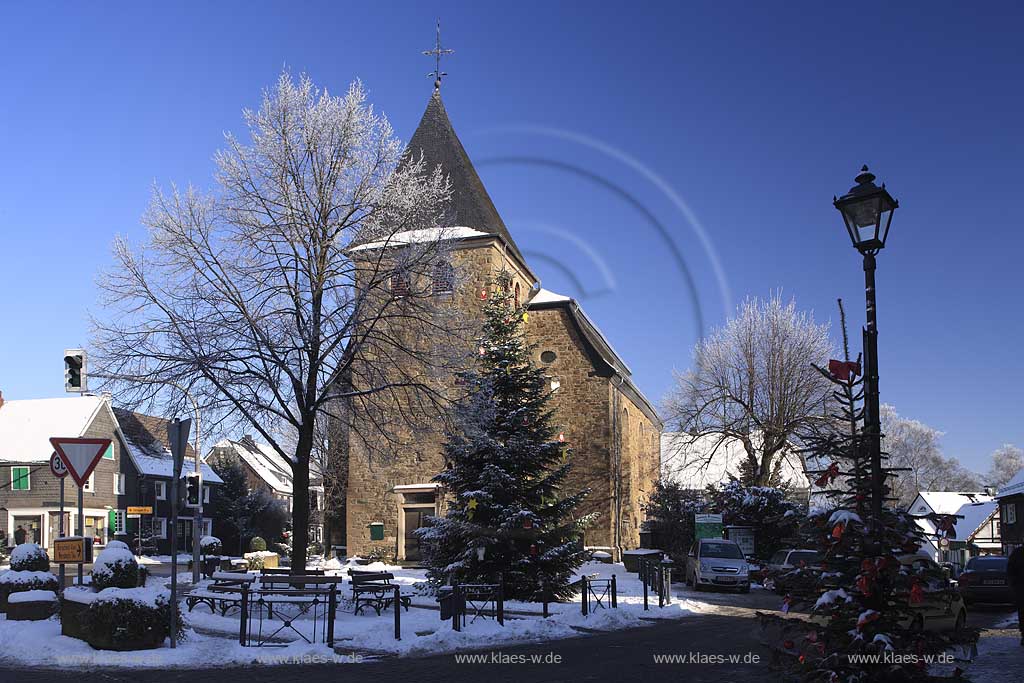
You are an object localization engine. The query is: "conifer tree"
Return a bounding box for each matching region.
[759,302,977,682]
[417,274,591,601]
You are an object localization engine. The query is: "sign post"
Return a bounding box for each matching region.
[50,437,110,586]
[167,417,191,650]
[49,452,68,589]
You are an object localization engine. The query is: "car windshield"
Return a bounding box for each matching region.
[789,551,820,565]
[769,551,788,565]
[701,542,744,559]
[966,557,1008,571]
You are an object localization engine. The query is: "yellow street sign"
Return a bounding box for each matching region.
[127,506,153,515]
[53,537,92,564]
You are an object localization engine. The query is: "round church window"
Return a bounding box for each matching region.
[540,350,557,363]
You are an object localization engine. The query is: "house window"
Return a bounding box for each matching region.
[202,485,210,504]
[155,481,167,500]
[1003,503,1017,525]
[112,510,126,534]
[540,350,557,363]
[432,261,454,294]
[11,467,30,491]
[83,473,95,493]
[391,270,410,297]
[155,518,167,538]
[201,519,213,537]
[114,473,126,495]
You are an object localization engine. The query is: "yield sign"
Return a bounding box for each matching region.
[49,437,111,487]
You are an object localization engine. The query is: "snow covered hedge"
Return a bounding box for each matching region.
[0,569,60,611]
[91,546,140,590]
[10,543,50,572]
[64,586,184,650]
[199,536,222,554]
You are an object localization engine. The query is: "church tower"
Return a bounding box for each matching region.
[336,73,661,562]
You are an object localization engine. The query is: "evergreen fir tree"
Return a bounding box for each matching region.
[759,302,978,682]
[417,273,591,601]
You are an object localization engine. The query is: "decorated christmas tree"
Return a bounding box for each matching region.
[417,273,591,601]
[759,302,978,681]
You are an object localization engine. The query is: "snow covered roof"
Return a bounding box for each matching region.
[0,396,107,463]
[211,437,292,495]
[348,226,490,252]
[660,432,810,491]
[911,491,993,516]
[997,468,1024,498]
[529,288,571,305]
[113,408,222,484]
[952,501,997,540]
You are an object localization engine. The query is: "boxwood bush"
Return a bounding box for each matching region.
[249,536,267,552]
[91,547,140,590]
[78,594,185,648]
[10,543,50,572]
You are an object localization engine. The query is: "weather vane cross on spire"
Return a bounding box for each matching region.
[423,19,454,91]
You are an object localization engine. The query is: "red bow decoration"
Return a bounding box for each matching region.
[828,359,861,381]
[831,524,844,540]
[910,582,925,605]
[815,462,841,488]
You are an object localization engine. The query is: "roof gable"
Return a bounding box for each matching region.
[405,91,526,265]
[112,408,222,484]
[0,396,106,463]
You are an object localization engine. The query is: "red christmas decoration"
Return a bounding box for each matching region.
[523,518,533,529]
[910,582,924,605]
[815,462,841,487]
[828,358,861,381]
[558,432,565,443]
[831,524,844,540]
[856,574,873,597]
[479,288,488,300]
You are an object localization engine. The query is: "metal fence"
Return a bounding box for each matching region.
[639,556,674,609]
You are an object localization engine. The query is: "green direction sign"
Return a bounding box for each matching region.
[694,513,723,540]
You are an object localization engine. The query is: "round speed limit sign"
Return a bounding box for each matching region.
[49,451,69,478]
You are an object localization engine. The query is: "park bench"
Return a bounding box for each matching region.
[185,571,256,615]
[349,569,413,615]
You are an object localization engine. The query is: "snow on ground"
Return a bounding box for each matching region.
[0,560,732,667]
[138,553,195,565]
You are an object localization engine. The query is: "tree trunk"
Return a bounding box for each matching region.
[290,423,314,573]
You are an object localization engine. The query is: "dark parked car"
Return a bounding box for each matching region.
[958,555,1013,604]
[763,549,821,594]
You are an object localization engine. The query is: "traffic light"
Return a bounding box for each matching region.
[185,473,201,508]
[64,349,86,392]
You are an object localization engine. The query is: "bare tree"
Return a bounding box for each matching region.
[880,404,981,507]
[665,294,833,486]
[986,443,1024,490]
[91,72,465,571]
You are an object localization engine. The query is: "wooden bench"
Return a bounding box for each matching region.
[259,568,325,591]
[349,570,413,615]
[185,571,256,615]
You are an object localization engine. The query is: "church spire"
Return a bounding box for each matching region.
[423,19,454,92]
[405,83,527,267]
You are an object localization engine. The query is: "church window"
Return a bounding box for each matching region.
[540,350,557,364]
[391,270,410,297]
[432,261,454,294]
[514,282,521,308]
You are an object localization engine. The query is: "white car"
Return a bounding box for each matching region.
[686,538,751,593]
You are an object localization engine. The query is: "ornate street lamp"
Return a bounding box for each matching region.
[834,165,898,530]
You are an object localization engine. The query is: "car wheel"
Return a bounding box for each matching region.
[692,572,703,591]
[954,610,966,632]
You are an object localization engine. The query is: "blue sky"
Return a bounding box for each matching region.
[1,1,1021,472]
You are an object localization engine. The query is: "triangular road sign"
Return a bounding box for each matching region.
[49,437,111,487]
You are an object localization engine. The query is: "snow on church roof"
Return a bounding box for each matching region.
[348,226,489,252]
[0,396,106,463]
[529,288,571,305]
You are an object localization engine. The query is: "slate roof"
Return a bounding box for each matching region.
[404,90,527,266]
[998,468,1024,498]
[112,408,222,484]
[211,437,293,496]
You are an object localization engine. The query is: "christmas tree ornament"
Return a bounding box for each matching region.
[479,288,488,300]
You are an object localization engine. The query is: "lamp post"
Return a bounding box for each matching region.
[834,165,898,529]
